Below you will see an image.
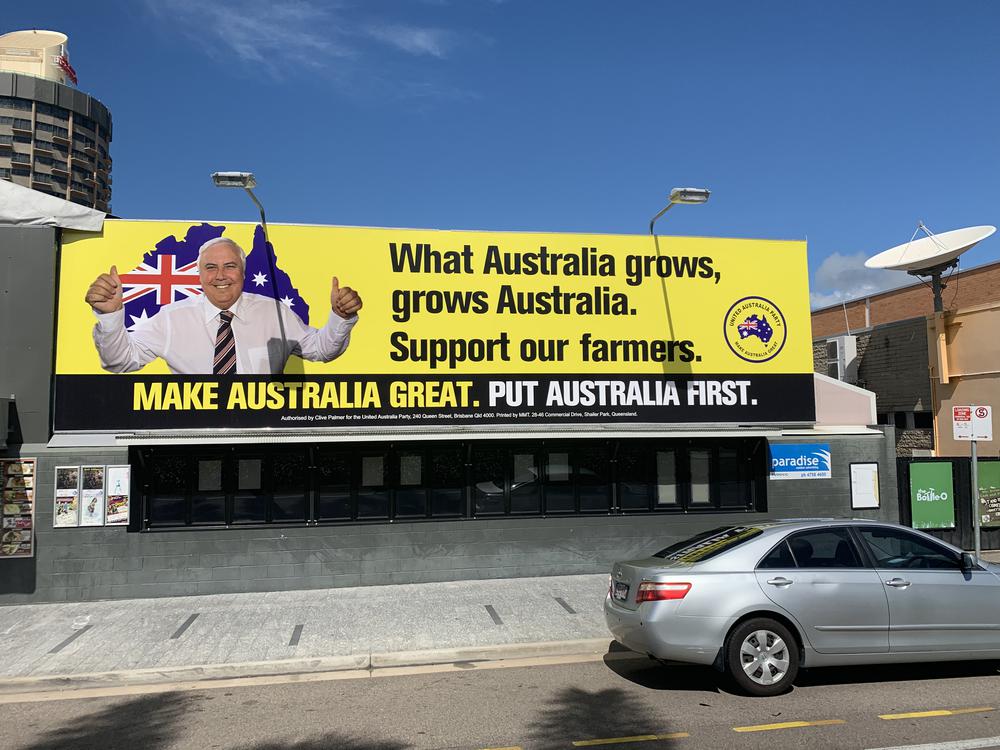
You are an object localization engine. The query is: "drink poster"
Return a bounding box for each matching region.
[80,466,106,526]
[54,466,80,528]
[105,465,131,525]
[1,458,36,558]
[978,461,1000,528]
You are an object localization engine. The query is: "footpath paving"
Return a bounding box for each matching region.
[3,551,998,695]
[0,573,612,692]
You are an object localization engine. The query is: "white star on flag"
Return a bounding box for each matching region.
[252,272,268,287]
[280,296,295,308]
[127,309,151,331]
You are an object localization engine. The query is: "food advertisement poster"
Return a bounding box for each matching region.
[1,458,36,558]
[105,465,131,525]
[54,220,815,432]
[80,465,106,527]
[54,465,80,528]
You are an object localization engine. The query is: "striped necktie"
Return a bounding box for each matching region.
[213,310,237,375]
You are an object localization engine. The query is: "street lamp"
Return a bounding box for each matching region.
[210,171,287,360]
[649,187,711,235]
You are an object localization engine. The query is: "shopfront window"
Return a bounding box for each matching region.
[136,437,767,529]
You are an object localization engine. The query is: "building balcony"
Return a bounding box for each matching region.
[33,141,53,155]
[53,133,71,146]
[12,124,32,136]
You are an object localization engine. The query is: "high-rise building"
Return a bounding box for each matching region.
[0,29,112,212]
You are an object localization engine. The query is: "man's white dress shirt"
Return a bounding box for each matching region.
[93,293,357,374]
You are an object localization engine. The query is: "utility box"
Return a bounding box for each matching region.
[825,335,859,384]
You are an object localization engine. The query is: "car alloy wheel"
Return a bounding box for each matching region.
[725,618,799,696]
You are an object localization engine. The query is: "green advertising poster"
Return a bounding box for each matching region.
[978,461,1000,528]
[909,462,955,529]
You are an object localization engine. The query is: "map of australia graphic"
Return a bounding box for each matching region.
[119,223,310,330]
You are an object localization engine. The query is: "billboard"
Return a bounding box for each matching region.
[54,220,815,432]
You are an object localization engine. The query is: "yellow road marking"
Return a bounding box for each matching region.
[733,719,845,733]
[572,733,689,746]
[879,706,995,720]
[481,747,523,750]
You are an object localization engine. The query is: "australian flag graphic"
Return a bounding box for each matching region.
[737,314,773,343]
[120,223,310,331]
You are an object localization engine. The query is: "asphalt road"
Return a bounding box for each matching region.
[1,651,999,750]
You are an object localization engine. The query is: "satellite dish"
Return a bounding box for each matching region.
[865,224,996,312]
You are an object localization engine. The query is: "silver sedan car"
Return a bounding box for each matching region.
[604,519,1000,696]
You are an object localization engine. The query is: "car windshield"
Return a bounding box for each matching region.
[653,525,765,564]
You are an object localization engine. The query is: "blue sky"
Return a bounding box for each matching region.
[6,1,999,307]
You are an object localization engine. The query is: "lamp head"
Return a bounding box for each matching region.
[211,171,256,189]
[669,187,711,205]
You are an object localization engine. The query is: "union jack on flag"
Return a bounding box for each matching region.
[122,223,223,330]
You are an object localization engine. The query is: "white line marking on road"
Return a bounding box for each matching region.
[866,736,1000,750]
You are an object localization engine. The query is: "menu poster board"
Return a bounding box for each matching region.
[1,458,36,558]
[80,465,106,526]
[54,465,81,528]
[978,461,1000,528]
[105,465,131,525]
[850,462,880,510]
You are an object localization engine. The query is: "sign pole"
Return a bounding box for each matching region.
[971,436,981,559]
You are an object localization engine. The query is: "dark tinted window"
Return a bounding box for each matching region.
[785,528,863,568]
[654,526,764,563]
[858,526,960,570]
[758,540,795,569]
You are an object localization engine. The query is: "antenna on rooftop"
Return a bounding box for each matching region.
[864,224,996,312]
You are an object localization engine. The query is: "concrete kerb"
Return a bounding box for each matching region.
[0,638,615,696]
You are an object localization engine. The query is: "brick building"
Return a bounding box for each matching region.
[812,259,1000,456]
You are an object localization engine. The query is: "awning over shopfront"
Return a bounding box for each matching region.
[0,179,105,231]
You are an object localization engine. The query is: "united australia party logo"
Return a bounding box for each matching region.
[723,296,787,363]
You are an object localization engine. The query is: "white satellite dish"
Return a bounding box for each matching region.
[865,224,996,312]
[865,225,995,273]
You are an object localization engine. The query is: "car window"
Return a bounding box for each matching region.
[778,528,865,568]
[758,540,795,569]
[653,525,764,564]
[857,526,960,570]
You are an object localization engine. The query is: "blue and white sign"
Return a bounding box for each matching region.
[769,443,832,480]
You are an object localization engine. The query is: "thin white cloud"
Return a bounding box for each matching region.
[144,0,353,77]
[810,251,904,309]
[365,24,453,58]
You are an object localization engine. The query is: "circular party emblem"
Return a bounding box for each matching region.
[723,296,787,363]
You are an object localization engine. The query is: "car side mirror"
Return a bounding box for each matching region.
[961,552,976,571]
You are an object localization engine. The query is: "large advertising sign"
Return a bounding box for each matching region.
[54,220,815,432]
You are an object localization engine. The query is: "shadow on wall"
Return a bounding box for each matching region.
[15,691,414,750]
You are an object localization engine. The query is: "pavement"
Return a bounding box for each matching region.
[0,573,612,693]
[2,550,998,696]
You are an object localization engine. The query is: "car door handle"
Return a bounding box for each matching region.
[885,577,911,588]
[766,577,793,587]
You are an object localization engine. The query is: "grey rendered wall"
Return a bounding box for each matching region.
[0,226,58,445]
[1,431,896,605]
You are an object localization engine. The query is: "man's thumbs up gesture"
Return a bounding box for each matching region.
[331,276,362,319]
[85,266,124,314]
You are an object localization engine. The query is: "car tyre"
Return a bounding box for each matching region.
[724,618,799,697]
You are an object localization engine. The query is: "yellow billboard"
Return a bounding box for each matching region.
[54,219,814,431]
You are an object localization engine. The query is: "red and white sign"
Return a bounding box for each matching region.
[953,405,993,441]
